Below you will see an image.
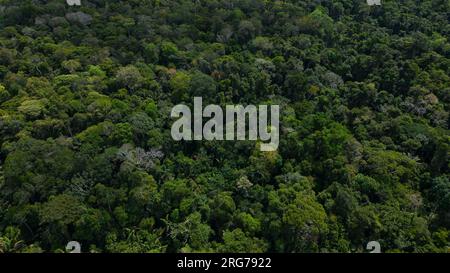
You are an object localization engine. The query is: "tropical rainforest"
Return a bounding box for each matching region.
[0,0,449,253]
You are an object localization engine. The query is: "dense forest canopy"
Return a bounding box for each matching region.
[0,0,449,253]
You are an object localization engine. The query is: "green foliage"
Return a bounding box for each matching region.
[0,0,448,253]
[0,84,10,102]
[170,71,191,102]
[217,229,268,253]
[115,65,144,91]
[18,99,46,119]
